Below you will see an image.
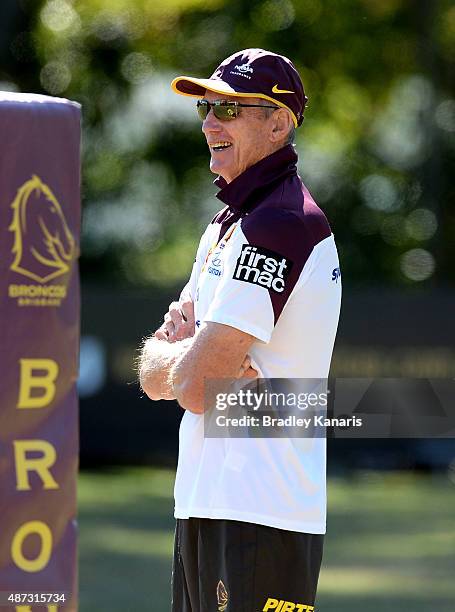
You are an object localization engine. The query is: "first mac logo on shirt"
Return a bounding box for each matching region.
[233,244,292,293]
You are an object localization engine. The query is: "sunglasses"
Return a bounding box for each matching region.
[197,99,278,121]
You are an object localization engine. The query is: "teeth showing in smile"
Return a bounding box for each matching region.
[211,141,232,151]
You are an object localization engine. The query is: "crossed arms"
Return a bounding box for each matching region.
[138,296,257,414]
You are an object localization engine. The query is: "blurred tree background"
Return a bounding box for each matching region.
[1,0,454,289]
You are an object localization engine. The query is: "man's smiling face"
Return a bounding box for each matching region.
[201,91,277,184]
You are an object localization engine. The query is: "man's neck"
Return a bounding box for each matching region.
[221,142,288,184]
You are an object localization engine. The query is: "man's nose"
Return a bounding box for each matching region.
[202,108,222,134]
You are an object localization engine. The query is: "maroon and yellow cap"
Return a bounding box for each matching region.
[171,48,307,128]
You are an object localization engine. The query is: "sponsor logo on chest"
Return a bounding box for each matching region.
[233,244,292,293]
[208,243,225,277]
[203,223,237,278]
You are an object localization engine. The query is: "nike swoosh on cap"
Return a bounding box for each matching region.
[272,84,295,94]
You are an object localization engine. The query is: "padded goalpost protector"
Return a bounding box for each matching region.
[0,92,81,612]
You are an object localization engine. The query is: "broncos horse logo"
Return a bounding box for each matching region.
[9,175,75,283]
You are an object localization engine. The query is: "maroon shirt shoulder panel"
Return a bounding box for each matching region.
[240,184,331,324]
[211,147,333,327]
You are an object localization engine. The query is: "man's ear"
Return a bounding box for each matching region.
[270,109,293,143]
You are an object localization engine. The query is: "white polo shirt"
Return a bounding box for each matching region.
[174,145,341,533]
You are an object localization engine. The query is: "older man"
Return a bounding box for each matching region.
[139,49,341,612]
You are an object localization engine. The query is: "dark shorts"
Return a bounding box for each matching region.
[172,518,324,612]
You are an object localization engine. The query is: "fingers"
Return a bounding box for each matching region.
[236,355,250,377]
[237,355,258,379]
[242,366,258,379]
[242,355,251,370]
[170,300,195,340]
[163,312,176,342]
[154,327,168,341]
[160,298,196,342]
[180,297,195,331]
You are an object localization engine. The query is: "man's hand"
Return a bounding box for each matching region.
[155,295,195,342]
[238,354,258,378]
[139,336,193,401]
[154,296,257,379]
[171,321,258,413]
[141,294,257,407]
[139,294,195,400]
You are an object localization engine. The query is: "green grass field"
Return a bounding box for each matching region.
[78,468,455,612]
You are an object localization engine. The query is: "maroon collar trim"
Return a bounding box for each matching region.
[214,144,298,211]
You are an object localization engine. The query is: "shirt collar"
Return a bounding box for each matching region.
[214,144,298,212]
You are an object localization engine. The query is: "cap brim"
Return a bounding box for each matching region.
[171,76,299,127]
[171,76,239,97]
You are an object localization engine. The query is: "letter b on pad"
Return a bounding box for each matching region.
[17,359,59,408]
